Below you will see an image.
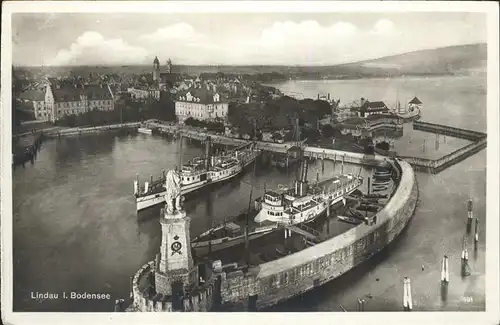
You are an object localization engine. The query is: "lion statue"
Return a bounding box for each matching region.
[164,166,183,214]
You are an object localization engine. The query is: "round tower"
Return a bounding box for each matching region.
[153,56,160,81]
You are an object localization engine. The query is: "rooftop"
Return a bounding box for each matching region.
[177,87,223,104]
[19,89,45,102]
[409,97,422,104]
[49,80,113,102]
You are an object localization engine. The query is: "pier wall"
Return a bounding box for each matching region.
[44,122,141,138]
[413,121,486,141]
[303,147,387,166]
[220,159,418,310]
[128,260,215,312]
[399,136,487,174]
[130,261,174,312]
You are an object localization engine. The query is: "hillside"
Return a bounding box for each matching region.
[331,43,487,78]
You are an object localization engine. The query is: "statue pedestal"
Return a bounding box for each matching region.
[155,208,197,297]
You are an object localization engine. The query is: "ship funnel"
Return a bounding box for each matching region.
[300,159,309,182]
[205,136,212,170]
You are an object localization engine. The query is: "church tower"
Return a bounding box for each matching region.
[153,56,160,81]
[166,58,173,74]
[154,202,198,307]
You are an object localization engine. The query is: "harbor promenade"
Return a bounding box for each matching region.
[36,119,486,174]
[147,121,485,173]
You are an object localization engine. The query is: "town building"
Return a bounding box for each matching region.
[44,78,114,122]
[408,97,422,112]
[356,98,389,118]
[127,87,160,102]
[18,90,48,121]
[175,87,228,124]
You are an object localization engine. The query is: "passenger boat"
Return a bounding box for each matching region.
[191,160,363,254]
[134,138,261,211]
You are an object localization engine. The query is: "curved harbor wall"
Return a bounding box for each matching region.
[220,159,418,309]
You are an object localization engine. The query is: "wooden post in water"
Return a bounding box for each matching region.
[357,299,365,311]
[441,255,449,284]
[466,199,473,234]
[342,154,345,174]
[474,218,479,249]
[461,235,470,277]
[403,277,413,311]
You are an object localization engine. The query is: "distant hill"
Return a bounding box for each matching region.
[329,43,487,78]
[15,43,487,80]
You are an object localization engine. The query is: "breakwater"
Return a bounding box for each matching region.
[413,121,486,141]
[44,122,141,138]
[399,137,487,174]
[218,158,417,310]
[122,158,418,312]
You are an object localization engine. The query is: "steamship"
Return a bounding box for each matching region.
[191,160,363,254]
[134,138,261,212]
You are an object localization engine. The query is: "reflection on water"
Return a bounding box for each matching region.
[13,76,486,312]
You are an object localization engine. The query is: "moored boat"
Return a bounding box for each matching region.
[337,215,363,225]
[138,127,153,135]
[191,159,363,255]
[134,137,261,212]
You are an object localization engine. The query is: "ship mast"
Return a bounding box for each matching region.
[178,134,183,168]
[244,160,257,266]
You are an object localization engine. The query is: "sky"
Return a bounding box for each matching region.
[12,12,487,67]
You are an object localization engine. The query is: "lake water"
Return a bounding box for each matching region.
[13,76,487,312]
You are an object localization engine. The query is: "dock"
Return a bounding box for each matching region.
[12,131,44,167]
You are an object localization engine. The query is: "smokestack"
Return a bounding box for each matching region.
[205,136,212,169]
[301,159,309,182]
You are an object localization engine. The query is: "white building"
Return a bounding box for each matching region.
[45,78,115,122]
[19,90,48,121]
[127,87,160,101]
[175,87,228,124]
